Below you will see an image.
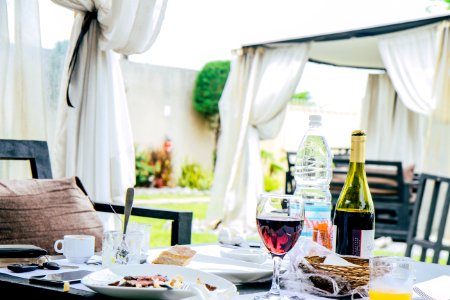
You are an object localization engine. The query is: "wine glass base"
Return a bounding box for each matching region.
[254,293,304,300]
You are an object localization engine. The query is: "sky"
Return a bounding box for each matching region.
[31,0,450,110]
[38,0,448,70]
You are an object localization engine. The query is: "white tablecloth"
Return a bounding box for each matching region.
[1,244,450,299]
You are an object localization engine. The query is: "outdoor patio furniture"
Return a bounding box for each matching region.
[0,139,52,179]
[285,151,297,195]
[405,173,450,265]
[0,139,193,246]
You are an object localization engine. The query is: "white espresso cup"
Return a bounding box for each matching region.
[54,235,95,264]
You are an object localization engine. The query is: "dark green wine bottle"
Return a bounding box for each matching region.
[333,130,375,258]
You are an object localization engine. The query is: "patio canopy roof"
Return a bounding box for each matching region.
[243,14,450,69]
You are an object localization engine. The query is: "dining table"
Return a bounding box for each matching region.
[0,243,448,299]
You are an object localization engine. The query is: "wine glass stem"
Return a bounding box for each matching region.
[269,255,284,296]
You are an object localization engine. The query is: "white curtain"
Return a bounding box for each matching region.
[378,24,439,115]
[361,74,427,170]
[52,0,167,203]
[425,21,450,177]
[0,0,8,136]
[379,21,450,177]
[0,0,46,178]
[206,44,310,233]
[360,74,396,160]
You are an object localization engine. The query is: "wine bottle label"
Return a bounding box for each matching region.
[351,229,374,258]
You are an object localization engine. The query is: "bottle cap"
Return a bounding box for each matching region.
[351,130,366,136]
[309,115,322,126]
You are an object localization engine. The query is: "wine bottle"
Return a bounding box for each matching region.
[333,130,375,258]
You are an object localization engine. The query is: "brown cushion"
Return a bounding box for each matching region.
[0,177,103,254]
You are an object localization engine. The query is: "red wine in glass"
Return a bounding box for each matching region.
[256,217,304,256]
[256,194,304,300]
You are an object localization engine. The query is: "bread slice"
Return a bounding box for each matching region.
[151,245,196,266]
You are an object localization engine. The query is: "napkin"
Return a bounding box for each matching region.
[322,253,358,267]
[218,228,244,246]
[413,275,450,300]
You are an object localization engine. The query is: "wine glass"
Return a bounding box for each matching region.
[255,193,305,300]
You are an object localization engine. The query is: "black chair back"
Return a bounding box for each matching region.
[405,173,450,264]
[0,139,52,179]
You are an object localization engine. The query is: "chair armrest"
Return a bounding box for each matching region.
[93,202,193,246]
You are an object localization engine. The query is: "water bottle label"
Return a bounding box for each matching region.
[301,204,331,237]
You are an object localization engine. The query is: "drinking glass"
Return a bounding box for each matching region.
[101,231,144,267]
[369,256,414,300]
[255,193,305,300]
[128,222,152,256]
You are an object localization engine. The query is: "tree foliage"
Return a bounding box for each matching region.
[193,60,231,117]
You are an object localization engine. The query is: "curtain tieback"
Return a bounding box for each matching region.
[66,10,98,108]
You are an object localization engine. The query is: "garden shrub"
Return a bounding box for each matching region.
[150,148,173,188]
[135,148,154,187]
[178,162,213,191]
[192,60,231,168]
[193,60,231,118]
[261,149,286,192]
[135,140,173,188]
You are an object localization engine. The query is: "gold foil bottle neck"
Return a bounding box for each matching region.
[350,130,366,163]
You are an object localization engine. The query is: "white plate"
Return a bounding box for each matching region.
[219,248,269,264]
[81,264,237,300]
[186,254,273,283]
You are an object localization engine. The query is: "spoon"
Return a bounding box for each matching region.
[115,187,134,264]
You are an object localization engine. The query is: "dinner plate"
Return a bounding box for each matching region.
[146,248,274,284]
[219,248,269,264]
[187,254,273,283]
[81,264,237,300]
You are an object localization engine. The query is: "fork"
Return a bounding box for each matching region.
[161,282,208,299]
[115,188,134,263]
[160,282,192,290]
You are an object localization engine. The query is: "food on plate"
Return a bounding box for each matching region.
[197,277,217,291]
[107,274,218,291]
[151,245,196,266]
[108,274,183,288]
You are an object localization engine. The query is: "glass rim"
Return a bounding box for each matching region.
[103,230,144,236]
[370,256,414,265]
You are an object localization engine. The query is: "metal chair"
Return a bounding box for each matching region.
[0,139,52,179]
[405,173,450,264]
[285,151,296,194]
[0,138,193,245]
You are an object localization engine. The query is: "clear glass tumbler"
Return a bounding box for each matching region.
[128,222,152,256]
[369,256,414,300]
[101,230,144,268]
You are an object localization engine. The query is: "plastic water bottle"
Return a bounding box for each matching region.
[294,115,333,238]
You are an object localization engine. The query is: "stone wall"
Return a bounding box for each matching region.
[120,60,215,181]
